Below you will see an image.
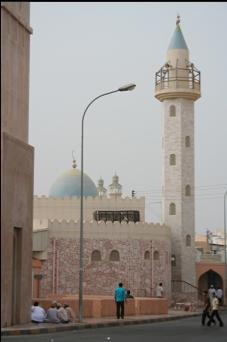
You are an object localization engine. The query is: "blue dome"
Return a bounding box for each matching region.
[49,168,98,198]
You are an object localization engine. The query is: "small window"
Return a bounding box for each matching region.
[169,203,176,215]
[144,251,150,260]
[171,255,176,266]
[170,154,176,165]
[154,251,159,260]
[185,136,191,147]
[169,105,176,117]
[186,235,191,247]
[110,250,120,261]
[185,185,191,196]
[91,250,101,261]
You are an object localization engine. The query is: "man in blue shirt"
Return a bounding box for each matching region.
[114,282,126,319]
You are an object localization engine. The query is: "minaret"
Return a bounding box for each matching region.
[97,177,107,197]
[155,17,201,289]
[108,173,122,197]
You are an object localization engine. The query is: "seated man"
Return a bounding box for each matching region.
[57,303,69,323]
[31,301,46,323]
[45,303,60,323]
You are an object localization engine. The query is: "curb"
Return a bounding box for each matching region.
[1,313,201,336]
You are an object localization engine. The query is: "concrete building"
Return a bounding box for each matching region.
[1,2,34,327]
[155,16,201,295]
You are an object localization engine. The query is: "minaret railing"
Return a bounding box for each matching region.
[155,65,200,92]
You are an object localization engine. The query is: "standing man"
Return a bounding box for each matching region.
[156,283,164,298]
[114,282,126,319]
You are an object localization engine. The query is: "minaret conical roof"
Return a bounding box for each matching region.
[168,18,188,50]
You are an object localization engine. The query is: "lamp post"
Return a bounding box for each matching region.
[79,83,136,322]
[224,190,227,304]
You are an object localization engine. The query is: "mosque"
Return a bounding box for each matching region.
[32,17,202,303]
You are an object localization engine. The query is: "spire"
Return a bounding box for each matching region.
[97,177,107,197]
[168,15,188,50]
[108,173,122,197]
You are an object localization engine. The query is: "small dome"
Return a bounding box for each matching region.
[49,167,98,198]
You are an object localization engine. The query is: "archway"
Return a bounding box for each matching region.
[198,269,223,292]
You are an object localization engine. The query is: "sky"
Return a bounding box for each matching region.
[29,2,227,235]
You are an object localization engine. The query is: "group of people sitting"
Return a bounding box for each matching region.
[31,301,75,324]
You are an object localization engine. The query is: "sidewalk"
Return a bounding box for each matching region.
[1,310,201,336]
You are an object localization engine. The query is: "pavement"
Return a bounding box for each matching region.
[1,310,202,336]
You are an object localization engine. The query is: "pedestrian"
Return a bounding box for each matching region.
[201,291,216,326]
[63,303,75,322]
[216,286,223,305]
[56,303,69,323]
[208,284,216,302]
[126,290,134,299]
[156,282,164,298]
[31,301,46,323]
[207,293,224,327]
[114,282,126,319]
[45,303,60,323]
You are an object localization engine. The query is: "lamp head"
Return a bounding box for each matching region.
[118,83,136,91]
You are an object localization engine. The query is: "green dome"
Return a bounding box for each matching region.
[49,168,98,198]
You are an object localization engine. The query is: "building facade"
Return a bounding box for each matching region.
[32,164,172,300]
[1,2,34,327]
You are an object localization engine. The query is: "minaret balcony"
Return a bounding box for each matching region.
[155,64,201,102]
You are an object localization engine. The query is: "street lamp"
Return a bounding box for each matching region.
[79,83,136,322]
[224,190,227,304]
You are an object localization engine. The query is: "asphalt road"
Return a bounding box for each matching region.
[2,312,227,342]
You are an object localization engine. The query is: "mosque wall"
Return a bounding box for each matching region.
[34,221,171,300]
[33,196,145,223]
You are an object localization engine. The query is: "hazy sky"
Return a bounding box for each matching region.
[29,2,227,234]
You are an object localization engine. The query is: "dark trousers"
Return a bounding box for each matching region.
[116,301,124,319]
[207,310,223,326]
[201,308,215,325]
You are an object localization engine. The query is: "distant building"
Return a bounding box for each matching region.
[196,231,225,292]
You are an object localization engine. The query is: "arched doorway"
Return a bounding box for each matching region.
[198,269,223,292]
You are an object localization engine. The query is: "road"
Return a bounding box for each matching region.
[2,312,227,342]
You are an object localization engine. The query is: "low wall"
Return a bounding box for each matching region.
[33,296,168,318]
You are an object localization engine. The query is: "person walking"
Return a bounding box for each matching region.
[114,282,126,319]
[201,291,216,326]
[216,287,223,305]
[207,293,224,327]
[208,284,216,302]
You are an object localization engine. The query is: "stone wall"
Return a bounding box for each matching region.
[36,220,171,300]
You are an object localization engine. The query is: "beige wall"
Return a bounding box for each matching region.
[33,196,145,224]
[1,2,34,327]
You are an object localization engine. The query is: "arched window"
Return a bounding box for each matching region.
[171,255,176,266]
[185,185,191,196]
[170,154,176,165]
[110,250,120,261]
[185,136,191,147]
[154,251,159,260]
[186,235,191,247]
[144,251,150,260]
[91,250,101,261]
[169,105,176,117]
[169,203,176,215]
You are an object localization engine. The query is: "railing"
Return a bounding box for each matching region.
[171,279,204,310]
[155,65,200,91]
